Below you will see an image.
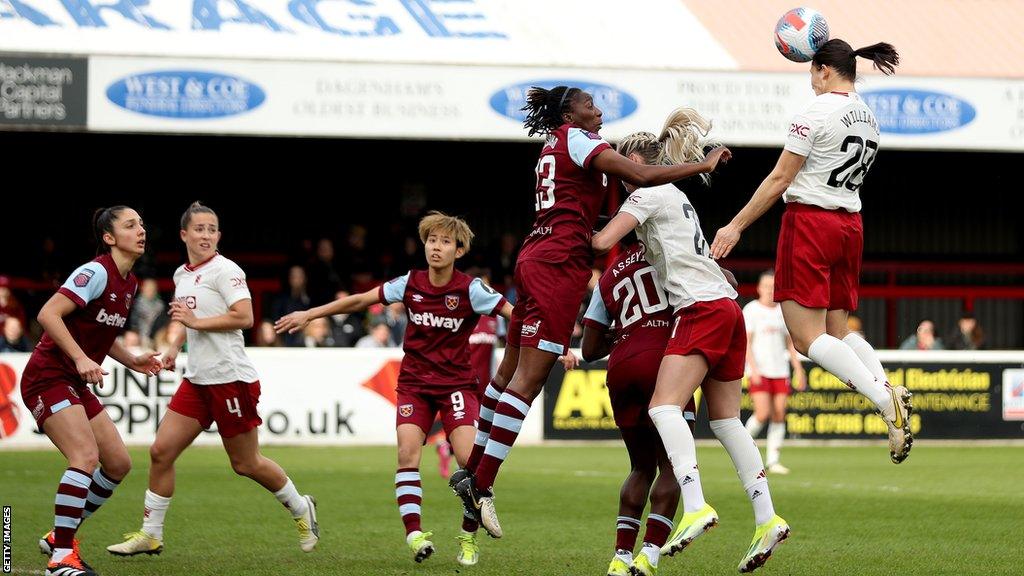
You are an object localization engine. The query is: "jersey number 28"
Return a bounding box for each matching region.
[828,135,879,192]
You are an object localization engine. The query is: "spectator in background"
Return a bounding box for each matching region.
[339,224,375,291]
[37,237,63,285]
[326,290,366,347]
[273,265,312,347]
[900,319,945,350]
[947,311,985,350]
[389,235,421,279]
[130,278,166,348]
[0,317,31,352]
[385,302,407,347]
[121,329,142,349]
[489,232,519,293]
[0,276,27,329]
[256,320,281,347]
[303,317,332,348]
[307,238,342,306]
[355,320,396,348]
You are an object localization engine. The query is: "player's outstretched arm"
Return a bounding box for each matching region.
[592,146,731,188]
[592,212,640,255]
[274,288,381,335]
[108,340,162,380]
[710,150,805,259]
[497,301,514,321]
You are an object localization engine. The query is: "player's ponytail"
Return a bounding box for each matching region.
[853,42,900,76]
[619,108,717,185]
[522,86,580,137]
[659,108,716,184]
[92,205,130,254]
[814,39,899,80]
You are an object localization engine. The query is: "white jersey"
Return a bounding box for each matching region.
[618,183,736,311]
[173,254,259,384]
[784,91,880,212]
[742,300,791,379]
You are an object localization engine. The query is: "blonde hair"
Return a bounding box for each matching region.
[418,211,475,253]
[617,107,716,184]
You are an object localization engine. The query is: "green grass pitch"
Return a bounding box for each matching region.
[3,444,1020,575]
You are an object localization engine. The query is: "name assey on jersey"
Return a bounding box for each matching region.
[408,310,464,332]
[95,308,128,328]
[610,247,646,278]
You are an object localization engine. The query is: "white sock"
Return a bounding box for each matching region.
[274,478,308,518]
[843,332,888,384]
[745,415,766,438]
[807,334,892,416]
[142,490,171,540]
[766,422,786,467]
[615,549,633,563]
[709,418,775,525]
[641,543,660,567]
[406,530,423,544]
[649,405,705,513]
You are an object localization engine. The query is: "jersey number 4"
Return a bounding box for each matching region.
[828,135,879,191]
[535,155,556,211]
[612,266,669,328]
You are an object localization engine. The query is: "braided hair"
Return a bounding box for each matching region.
[521,86,582,137]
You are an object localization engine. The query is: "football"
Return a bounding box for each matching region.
[775,7,830,62]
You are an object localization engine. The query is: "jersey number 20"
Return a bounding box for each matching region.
[612,266,669,328]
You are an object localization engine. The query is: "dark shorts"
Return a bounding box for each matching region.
[23,381,105,431]
[607,348,697,428]
[507,258,591,356]
[396,385,480,438]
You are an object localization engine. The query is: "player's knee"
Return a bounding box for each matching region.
[229,457,258,478]
[150,441,175,468]
[396,445,420,468]
[70,447,100,473]
[104,453,132,480]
